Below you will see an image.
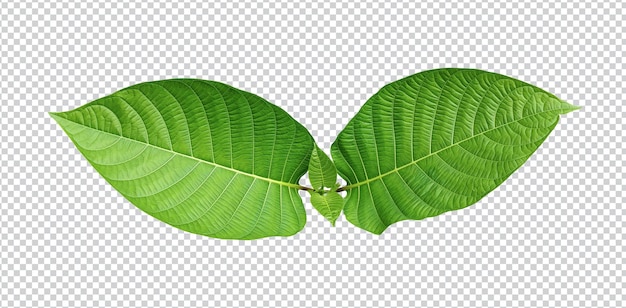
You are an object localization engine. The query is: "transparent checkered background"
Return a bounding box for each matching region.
[1,1,623,307]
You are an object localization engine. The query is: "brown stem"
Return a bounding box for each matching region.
[299,185,314,191]
[335,186,346,192]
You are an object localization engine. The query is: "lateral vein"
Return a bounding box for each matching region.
[56,116,303,190]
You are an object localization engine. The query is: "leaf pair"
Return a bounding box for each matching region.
[50,69,578,239]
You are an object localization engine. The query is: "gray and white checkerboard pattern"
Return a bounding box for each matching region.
[1,1,623,307]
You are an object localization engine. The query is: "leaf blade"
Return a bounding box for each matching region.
[308,145,338,191]
[52,79,314,240]
[309,191,344,226]
[307,146,343,224]
[332,69,577,234]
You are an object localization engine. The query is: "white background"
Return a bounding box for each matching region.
[1,1,623,307]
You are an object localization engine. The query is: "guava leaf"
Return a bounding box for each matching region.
[51,79,314,240]
[308,145,338,191]
[309,191,344,226]
[331,68,579,234]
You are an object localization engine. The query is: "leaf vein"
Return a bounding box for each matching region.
[343,108,569,190]
[171,174,239,227]
[146,165,218,214]
[58,120,302,189]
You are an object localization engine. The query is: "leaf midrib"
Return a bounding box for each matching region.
[342,107,571,191]
[52,114,303,190]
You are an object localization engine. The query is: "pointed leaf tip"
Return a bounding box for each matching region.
[48,111,61,119]
[568,104,581,112]
[309,191,344,226]
[558,99,580,114]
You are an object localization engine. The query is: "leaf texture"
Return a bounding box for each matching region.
[307,146,342,224]
[309,191,344,226]
[51,79,314,239]
[308,145,338,191]
[331,69,578,234]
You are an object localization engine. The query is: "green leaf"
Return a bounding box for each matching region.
[309,191,344,226]
[51,79,314,240]
[307,146,343,225]
[331,68,578,234]
[308,145,338,191]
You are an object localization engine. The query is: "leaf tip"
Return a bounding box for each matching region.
[559,100,581,114]
[48,111,61,119]
[49,111,70,124]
